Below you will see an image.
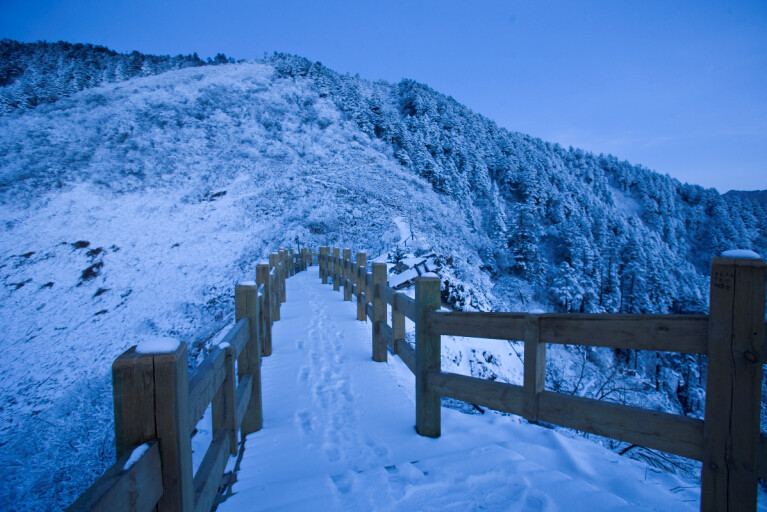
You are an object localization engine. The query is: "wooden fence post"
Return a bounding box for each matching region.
[301,248,307,271]
[279,250,288,302]
[320,247,329,283]
[308,248,313,267]
[356,252,367,321]
[269,253,280,322]
[701,256,766,512]
[332,247,340,292]
[236,283,263,435]
[212,344,237,455]
[372,263,388,362]
[257,263,272,357]
[289,249,295,276]
[415,276,441,438]
[392,293,405,356]
[523,314,545,422]
[343,248,352,301]
[113,342,194,512]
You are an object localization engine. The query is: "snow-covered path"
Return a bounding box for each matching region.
[218,267,701,511]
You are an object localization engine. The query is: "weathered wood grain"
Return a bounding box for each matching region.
[396,339,416,374]
[66,441,162,512]
[416,276,441,438]
[379,283,395,307]
[701,257,766,511]
[235,374,253,431]
[188,347,226,430]
[523,315,545,421]
[192,428,229,512]
[257,264,272,356]
[152,343,195,511]
[356,253,366,321]
[538,391,705,461]
[343,249,352,301]
[380,321,393,350]
[373,264,388,362]
[425,311,526,340]
[395,293,416,321]
[426,371,526,415]
[211,344,237,455]
[235,283,262,435]
[539,314,709,354]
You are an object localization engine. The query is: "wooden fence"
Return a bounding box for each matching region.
[317,247,767,512]
[67,248,312,512]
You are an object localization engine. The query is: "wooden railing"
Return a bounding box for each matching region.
[317,247,767,512]
[67,247,313,512]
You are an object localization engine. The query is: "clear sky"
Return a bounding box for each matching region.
[1,0,765,192]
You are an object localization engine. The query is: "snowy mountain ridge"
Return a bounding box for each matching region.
[0,44,765,510]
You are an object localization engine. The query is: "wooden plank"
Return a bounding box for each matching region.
[379,283,395,307]
[215,318,248,358]
[152,343,195,512]
[426,371,526,415]
[211,344,237,456]
[235,374,253,430]
[538,391,705,461]
[193,428,229,512]
[701,257,766,511]
[426,311,526,340]
[66,441,162,512]
[396,339,416,374]
[367,301,374,323]
[416,276,441,437]
[373,264,388,362]
[539,314,708,354]
[188,347,226,430]
[366,271,374,290]
[380,321,393,350]
[395,293,416,321]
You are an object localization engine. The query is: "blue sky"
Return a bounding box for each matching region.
[1,0,765,192]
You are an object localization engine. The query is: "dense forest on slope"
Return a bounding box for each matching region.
[269,54,767,314]
[0,39,233,114]
[0,44,766,510]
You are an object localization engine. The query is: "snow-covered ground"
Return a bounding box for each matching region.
[218,267,707,511]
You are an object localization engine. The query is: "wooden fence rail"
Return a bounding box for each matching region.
[68,251,297,512]
[318,248,767,512]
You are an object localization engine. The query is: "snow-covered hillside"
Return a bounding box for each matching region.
[0,48,765,510]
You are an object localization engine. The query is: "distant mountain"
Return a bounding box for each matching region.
[724,189,767,207]
[0,39,234,114]
[1,46,765,510]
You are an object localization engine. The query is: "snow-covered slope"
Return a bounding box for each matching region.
[0,51,765,510]
[0,61,486,510]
